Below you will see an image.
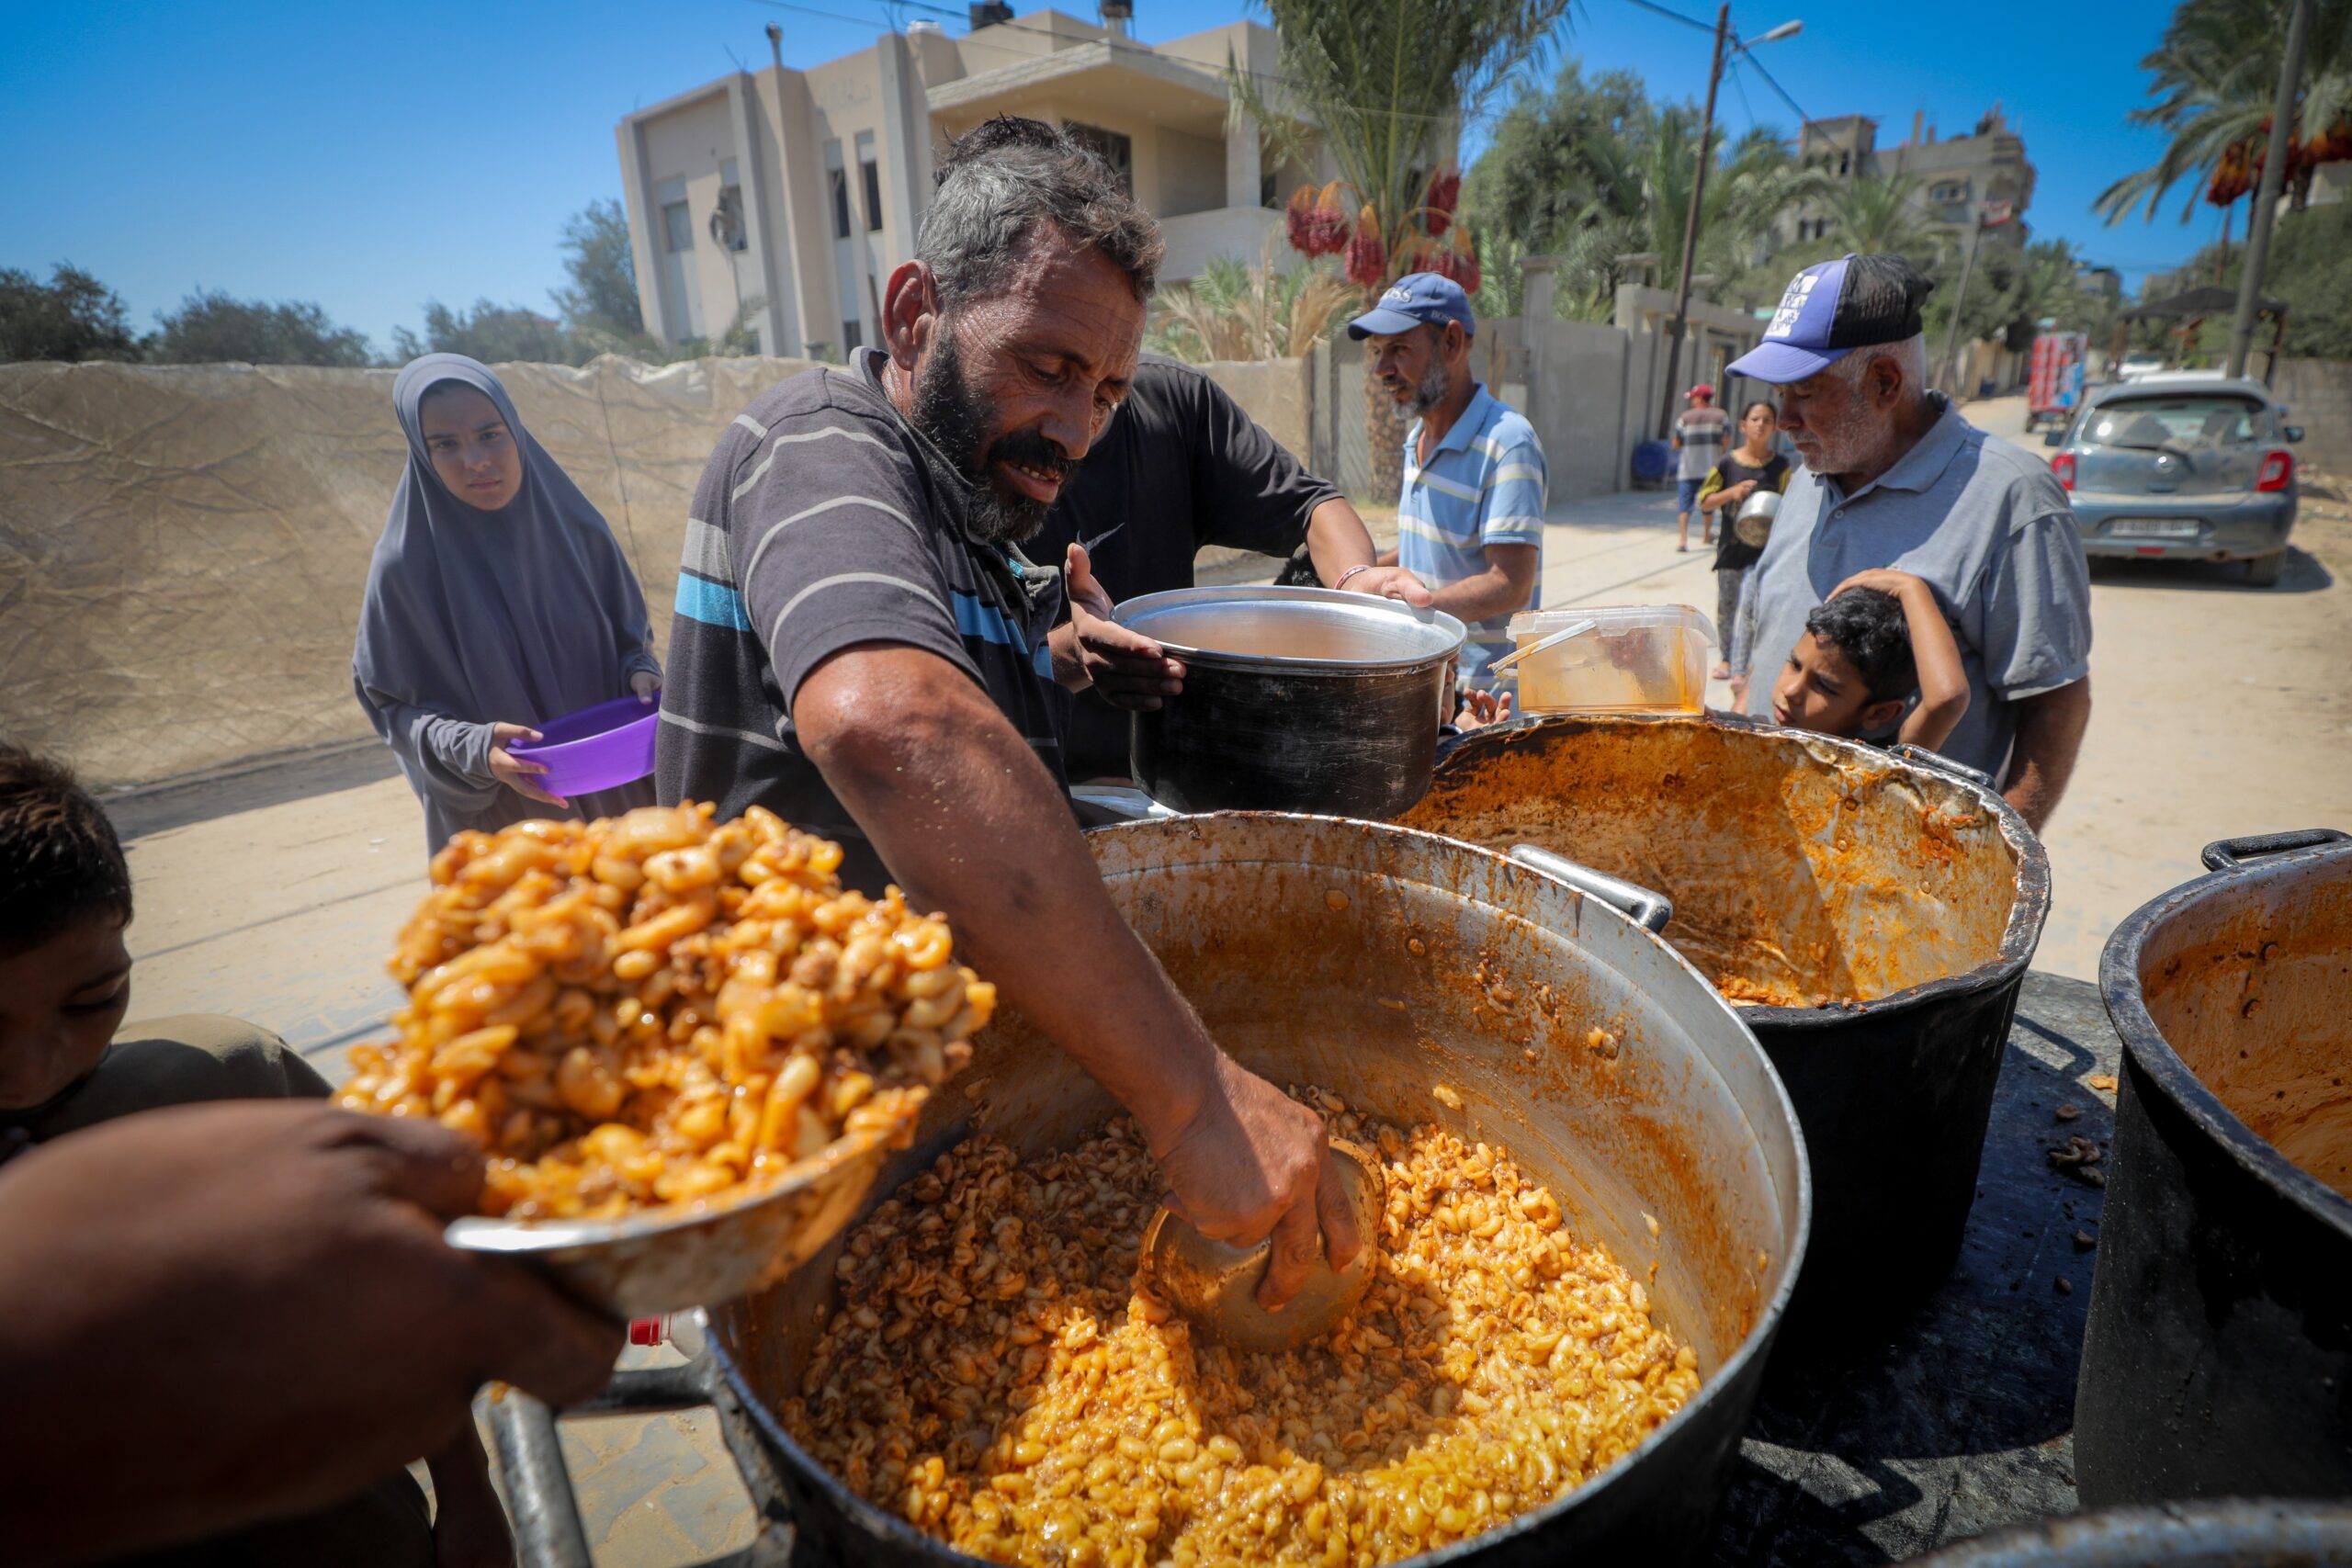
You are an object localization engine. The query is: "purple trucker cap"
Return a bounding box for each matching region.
[1728,254,1935,383]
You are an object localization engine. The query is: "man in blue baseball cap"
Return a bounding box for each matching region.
[1347,273,1548,687]
[1724,254,2092,829]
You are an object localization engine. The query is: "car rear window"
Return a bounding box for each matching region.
[2086,395,2269,449]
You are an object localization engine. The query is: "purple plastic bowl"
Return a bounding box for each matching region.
[507,695,659,797]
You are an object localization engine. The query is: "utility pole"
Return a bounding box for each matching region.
[1938,210,1985,394]
[1656,3,1731,442]
[2228,0,2312,378]
[1936,199,2010,394]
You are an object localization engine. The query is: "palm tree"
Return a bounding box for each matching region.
[1148,247,1360,364]
[1233,0,1575,494]
[1463,63,1828,322]
[1813,174,1949,268]
[2098,0,2352,225]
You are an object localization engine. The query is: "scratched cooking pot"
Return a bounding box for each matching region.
[1112,586,1466,819]
[494,814,1811,1566]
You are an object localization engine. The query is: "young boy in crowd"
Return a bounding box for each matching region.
[0,742,512,1568]
[1769,570,1971,751]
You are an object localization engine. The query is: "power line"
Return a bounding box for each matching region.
[1622,0,1811,128]
[1736,49,1809,129]
[1724,52,1759,130]
[1623,0,1714,33]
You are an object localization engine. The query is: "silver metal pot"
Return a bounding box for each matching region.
[1113,587,1466,818]
[695,814,1810,1564]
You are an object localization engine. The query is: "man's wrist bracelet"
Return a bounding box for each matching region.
[1333,564,1374,592]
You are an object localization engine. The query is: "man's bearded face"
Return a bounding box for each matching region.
[909,328,1080,546]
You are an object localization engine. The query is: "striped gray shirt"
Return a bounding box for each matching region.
[655,352,1066,893]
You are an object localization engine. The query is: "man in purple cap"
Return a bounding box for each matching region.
[1725,254,2092,829]
[1350,273,1548,686]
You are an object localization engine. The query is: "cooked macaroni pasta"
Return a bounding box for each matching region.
[336,804,990,1219]
[787,1094,1700,1566]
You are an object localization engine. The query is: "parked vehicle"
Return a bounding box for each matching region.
[2046,374,2303,586]
[2113,353,2168,381]
[2026,333,2087,431]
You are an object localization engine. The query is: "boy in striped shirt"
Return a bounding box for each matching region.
[1674,382,1727,551]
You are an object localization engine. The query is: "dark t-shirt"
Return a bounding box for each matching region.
[1028,355,1341,781]
[656,351,1068,894]
[1701,451,1792,572]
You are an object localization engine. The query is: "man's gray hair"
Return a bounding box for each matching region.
[1828,333,1928,390]
[919,116,1165,306]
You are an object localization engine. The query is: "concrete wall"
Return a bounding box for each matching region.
[1198,356,1311,463]
[2271,358,2352,470]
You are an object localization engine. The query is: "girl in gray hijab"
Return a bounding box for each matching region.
[355,355,662,855]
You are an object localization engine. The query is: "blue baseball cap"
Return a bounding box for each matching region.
[1346,272,1475,340]
[1727,254,1934,383]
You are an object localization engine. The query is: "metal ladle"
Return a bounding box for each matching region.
[1137,1138,1386,1352]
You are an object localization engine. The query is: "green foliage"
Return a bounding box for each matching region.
[1147,252,1359,363]
[147,289,373,367]
[1460,60,1828,322]
[393,299,583,366]
[0,265,139,363]
[2099,0,2352,226]
[2141,200,2352,357]
[553,198,644,338]
[1231,0,1574,277]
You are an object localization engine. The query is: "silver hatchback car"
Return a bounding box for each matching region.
[2046,373,2305,585]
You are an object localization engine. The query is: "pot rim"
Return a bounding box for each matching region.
[1114,584,1468,675]
[1429,711,2054,1032]
[2097,835,2352,1240]
[703,813,1815,1567]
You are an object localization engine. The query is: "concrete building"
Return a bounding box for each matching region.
[1785,106,2037,252]
[614,6,1353,358]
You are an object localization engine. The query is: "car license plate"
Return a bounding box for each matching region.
[2109,518,2201,539]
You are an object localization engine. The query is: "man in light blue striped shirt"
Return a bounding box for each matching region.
[1351,273,1548,684]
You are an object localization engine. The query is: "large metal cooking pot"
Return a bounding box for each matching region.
[684,815,1808,1565]
[1113,587,1466,818]
[2076,828,2352,1506]
[1397,714,2048,1346]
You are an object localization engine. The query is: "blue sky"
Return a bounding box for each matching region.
[0,0,2219,355]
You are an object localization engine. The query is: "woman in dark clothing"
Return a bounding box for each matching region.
[1697,399,1792,680]
[355,355,662,855]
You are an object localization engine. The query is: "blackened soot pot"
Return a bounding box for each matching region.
[704,814,1811,1566]
[1113,587,1466,819]
[1397,714,2049,1350]
[2076,829,2352,1506]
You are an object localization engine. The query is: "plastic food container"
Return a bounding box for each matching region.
[1504,605,1715,714]
[506,694,659,795]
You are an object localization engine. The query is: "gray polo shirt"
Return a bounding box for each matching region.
[1734,393,2091,780]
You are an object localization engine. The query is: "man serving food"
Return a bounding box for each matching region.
[655,118,1353,1306]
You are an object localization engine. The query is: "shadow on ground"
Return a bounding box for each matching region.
[105,742,401,840]
[2086,545,2333,595]
[1713,973,2121,1565]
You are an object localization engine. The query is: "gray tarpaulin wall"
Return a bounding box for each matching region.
[0,352,1325,791]
[0,355,820,789]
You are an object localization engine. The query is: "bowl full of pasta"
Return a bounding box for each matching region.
[334,804,993,1316]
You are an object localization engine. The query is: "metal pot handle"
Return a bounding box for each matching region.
[2200,828,2351,871]
[489,1352,795,1568]
[1507,844,1673,934]
[1887,742,1996,793]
